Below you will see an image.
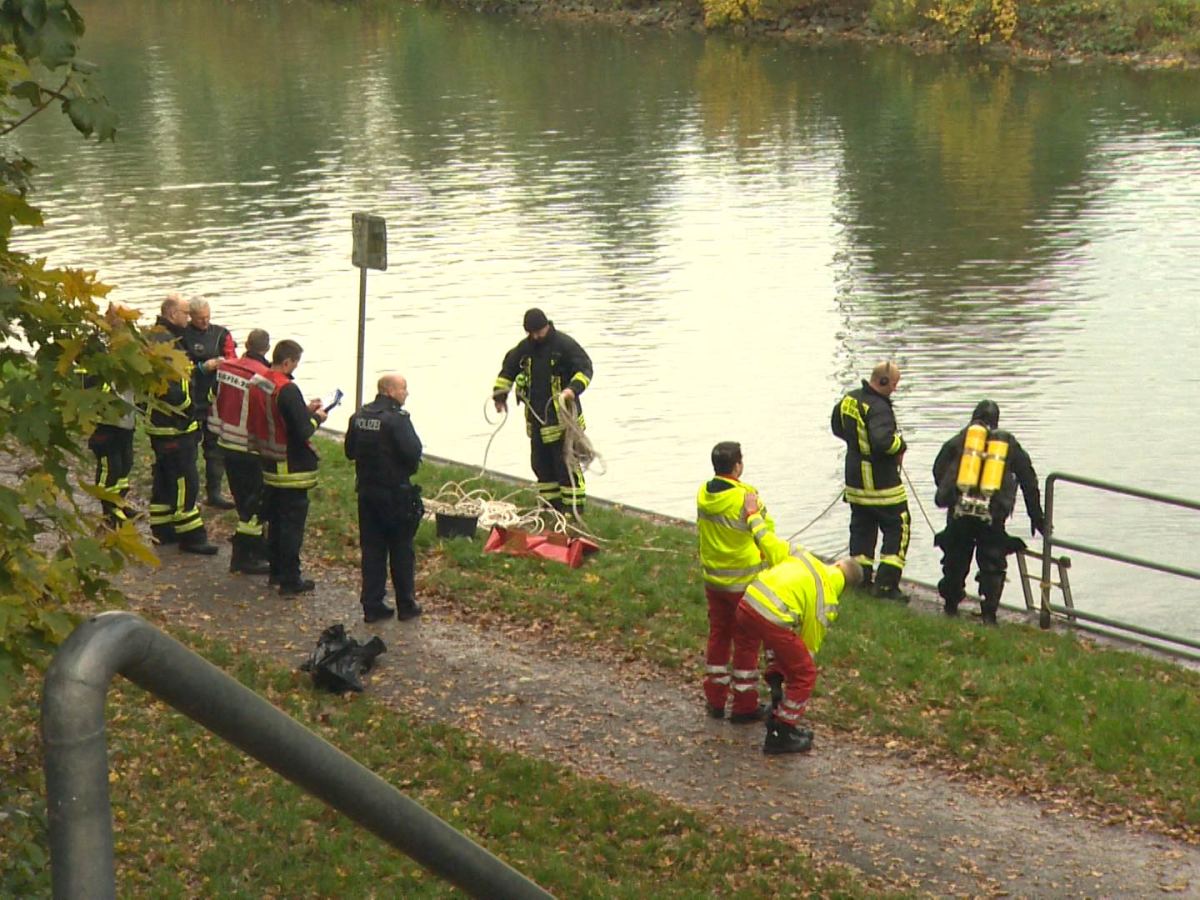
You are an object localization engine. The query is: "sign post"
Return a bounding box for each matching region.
[351,213,388,412]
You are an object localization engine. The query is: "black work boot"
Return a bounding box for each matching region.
[179,527,218,556]
[763,720,814,755]
[229,537,270,575]
[363,603,396,624]
[765,672,784,711]
[872,567,910,604]
[396,602,423,621]
[730,702,771,725]
[980,599,999,625]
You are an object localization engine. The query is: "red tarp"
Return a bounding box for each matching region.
[482,526,600,568]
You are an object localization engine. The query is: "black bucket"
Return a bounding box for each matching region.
[435,512,478,539]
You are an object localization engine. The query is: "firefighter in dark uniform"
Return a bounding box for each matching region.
[345,373,424,623]
[932,400,1045,624]
[259,339,326,594]
[147,294,217,554]
[831,361,910,601]
[183,296,237,509]
[85,302,138,528]
[492,308,593,514]
[211,331,273,575]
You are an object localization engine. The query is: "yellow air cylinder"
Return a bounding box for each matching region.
[980,437,1010,494]
[956,424,988,491]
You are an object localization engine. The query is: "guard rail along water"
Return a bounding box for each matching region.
[1032,472,1200,661]
[41,611,554,900]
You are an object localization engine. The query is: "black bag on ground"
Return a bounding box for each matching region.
[300,623,387,693]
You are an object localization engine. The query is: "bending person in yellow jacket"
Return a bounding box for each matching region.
[731,549,863,754]
[696,441,789,722]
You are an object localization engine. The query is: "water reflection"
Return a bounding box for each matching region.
[10,0,1200,638]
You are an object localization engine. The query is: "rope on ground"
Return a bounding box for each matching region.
[785,489,846,543]
[901,462,938,537]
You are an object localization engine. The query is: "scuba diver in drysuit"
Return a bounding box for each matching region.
[932,400,1046,624]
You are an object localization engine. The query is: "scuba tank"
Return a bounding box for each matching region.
[954,424,1010,520]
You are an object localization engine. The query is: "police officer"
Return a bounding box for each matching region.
[183,296,237,509]
[932,399,1045,624]
[345,373,424,623]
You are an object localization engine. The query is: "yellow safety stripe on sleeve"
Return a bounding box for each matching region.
[887,433,903,454]
[697,510,751,533]
[843,484,907,505]
[96,458,109,488]
[571,372,590,389]
[839,395,871,456]
[493,377,513,392]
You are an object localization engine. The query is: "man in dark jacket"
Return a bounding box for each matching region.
[147,294,217,555]
[183,296,237,509]
[831,361,910,601]
[492,308,593,515]
[932,399,1046,624]
[345,374,424,623]
[259,339,326,595]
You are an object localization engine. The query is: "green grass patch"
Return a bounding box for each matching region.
[308,436,1200,834]
[0,631,871,897]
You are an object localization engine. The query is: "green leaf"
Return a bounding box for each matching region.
[62,95,117,141]
[20,0,47,30]
[11,79,43,105]
[33,4,78,69]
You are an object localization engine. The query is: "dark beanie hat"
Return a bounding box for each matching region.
[523,308,549,332]
[972,399,1000,429]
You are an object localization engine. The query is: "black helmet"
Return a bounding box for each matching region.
[972,399,1000,429]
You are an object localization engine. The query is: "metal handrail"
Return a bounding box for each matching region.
[41,612,553,900]
[1038,472,1200,654]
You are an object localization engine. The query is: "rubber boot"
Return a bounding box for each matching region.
[860,566,874,593]
[763,719,814,755]
[980,597,999,625]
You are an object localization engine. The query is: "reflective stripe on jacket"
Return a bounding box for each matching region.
[146,316,199,438]
[831,381,907,506]
[211,355,272,453]
[742,549,847,654]
[696,477,789,592]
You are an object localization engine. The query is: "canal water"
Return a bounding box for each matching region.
[11,0,1200,638]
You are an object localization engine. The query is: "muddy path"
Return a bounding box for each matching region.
[110,538,1200,899]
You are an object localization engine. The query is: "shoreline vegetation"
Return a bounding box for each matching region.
[449,0,1200,69]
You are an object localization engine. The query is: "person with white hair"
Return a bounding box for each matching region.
[182,295,237,509]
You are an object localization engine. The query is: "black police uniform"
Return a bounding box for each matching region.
[344,393,424,619]
[932,401,1044,622]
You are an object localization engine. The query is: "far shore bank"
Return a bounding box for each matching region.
[447,0,1200,71]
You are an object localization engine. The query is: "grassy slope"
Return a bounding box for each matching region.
[306,437,1200,835]
[1,635,874,897]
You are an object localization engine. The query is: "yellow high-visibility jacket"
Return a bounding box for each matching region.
[742,549,847,654]
[696,476,789,593]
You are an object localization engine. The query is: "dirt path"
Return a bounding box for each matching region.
[118,543,1200,898]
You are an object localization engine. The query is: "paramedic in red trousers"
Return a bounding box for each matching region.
[259,339,326,594]
[345,374,424,624]
[731,549,863,754]
[210,328,273,575]
[147,293,217,554]
[492,308,593,514]
[831,361,910,601]
[696,441,789,721]
[182,296,237,509]
[932,399,1045,624]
